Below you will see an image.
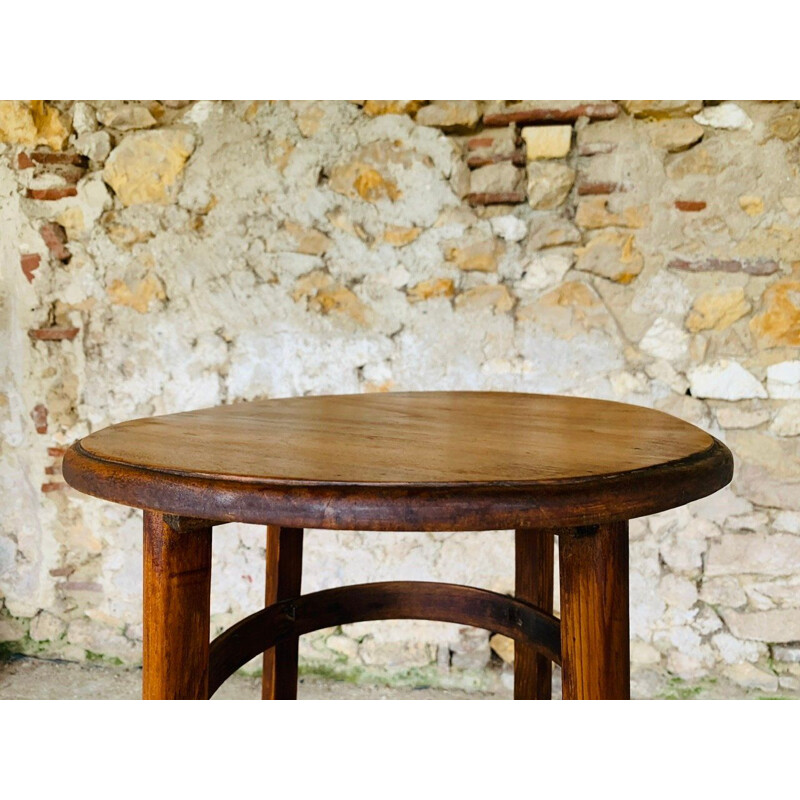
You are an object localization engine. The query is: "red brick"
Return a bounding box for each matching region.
[466,192,526,205]
[17,152,35,169]
[47,446,66,457]
[484,102,620,127]
[31,404,48,434]
[675,200,707,212]
[26,186,78,201]
[58,581,102,592]
[41,482,67,493]
[40,221,71,262]
[20,253,41,283]
[30,151,89,168]
[577,181,625,195]
[467,150,526,168]
[29,327,80,341]
[49,567,74,577]
[44,465,59,475]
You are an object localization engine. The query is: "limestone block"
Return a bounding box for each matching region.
[621,100,703,119]
[767,361,800,398]
[522,125,572,160]
[707,534,800,577]
[103,129,195,206]
[647,118,704,151]
[688,360,766,400]
[0,100,70,150]
[526,162,575,209]
[574,231,643,283]
[686,288,751,332]
[694,103,753,130]
[469,162,525,196]
[415,101,481,130]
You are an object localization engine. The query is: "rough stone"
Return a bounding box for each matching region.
[694,103,753,131]
[750,273,800,348]
[771,405,800,437]
[723,609,800,643]
[526,162,575,209]
[362,101,425,117]
[467,126,518,164]
[688,360,766,400]
[406,278,455,303]
[29,611,67,642]
[469,162,525,196]
[518,252,573,293]
[766,361,800,398]
[381,225,420,247]
[489,215,527,242]
[415,101,481,130]
[770,110,800,141]
[489,633,514,664]
[639,317,690,360]
[455,284,514,313]
[103,129,195,205]
[707,534,800,577]
[647,118,704,151]
[0,100,70,150]
[75,130,112,164]
[108,274,166,313]
[574,231,644,283]
[443,234,502,272]
[99,104,158,130]
[714,406,770,429]
[686,288,751,332]
[622,100,703,119]
[774,511,800,534]
[521,126,572,160]
[712,632,765,664]
[700,576,747,608]
[723,662,778,691]
[575,196,648,228]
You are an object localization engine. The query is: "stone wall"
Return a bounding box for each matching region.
[1,100,799,695]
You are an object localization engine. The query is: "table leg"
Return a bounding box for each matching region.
[262,526,304,699]
[514,528,555,699]
[558,522,630,700]
[142,511,213,700]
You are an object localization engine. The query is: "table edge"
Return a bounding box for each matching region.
[63,437,734,531]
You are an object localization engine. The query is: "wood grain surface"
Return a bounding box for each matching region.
[64,391,733,531]
[559,523,630,700]
[261,526,303,700]
[142,511,212,700]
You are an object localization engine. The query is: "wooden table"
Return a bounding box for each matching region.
[63,391,733,700]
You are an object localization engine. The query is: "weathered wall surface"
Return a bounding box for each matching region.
[1,100,799,695]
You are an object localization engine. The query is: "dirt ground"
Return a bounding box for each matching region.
[1,655,791,699]
[0,656,498,700]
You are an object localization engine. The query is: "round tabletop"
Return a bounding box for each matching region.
[63,391,733,531]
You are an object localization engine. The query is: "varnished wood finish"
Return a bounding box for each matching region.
[514,528,555,699]
[143,511,212,700]
[559,523,630,700]
[261,526,303,700]
[208,581,562,697]
[61,391,736,700]
[63,392,733,531]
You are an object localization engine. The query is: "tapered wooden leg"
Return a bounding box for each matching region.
[558,522,630,700]
[142,511,213,700]
[262,526,304,700]
[514,528,555,699]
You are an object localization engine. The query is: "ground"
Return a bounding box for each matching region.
[0,656,792,699]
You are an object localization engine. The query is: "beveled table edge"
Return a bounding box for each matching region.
[63,437,734,532]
